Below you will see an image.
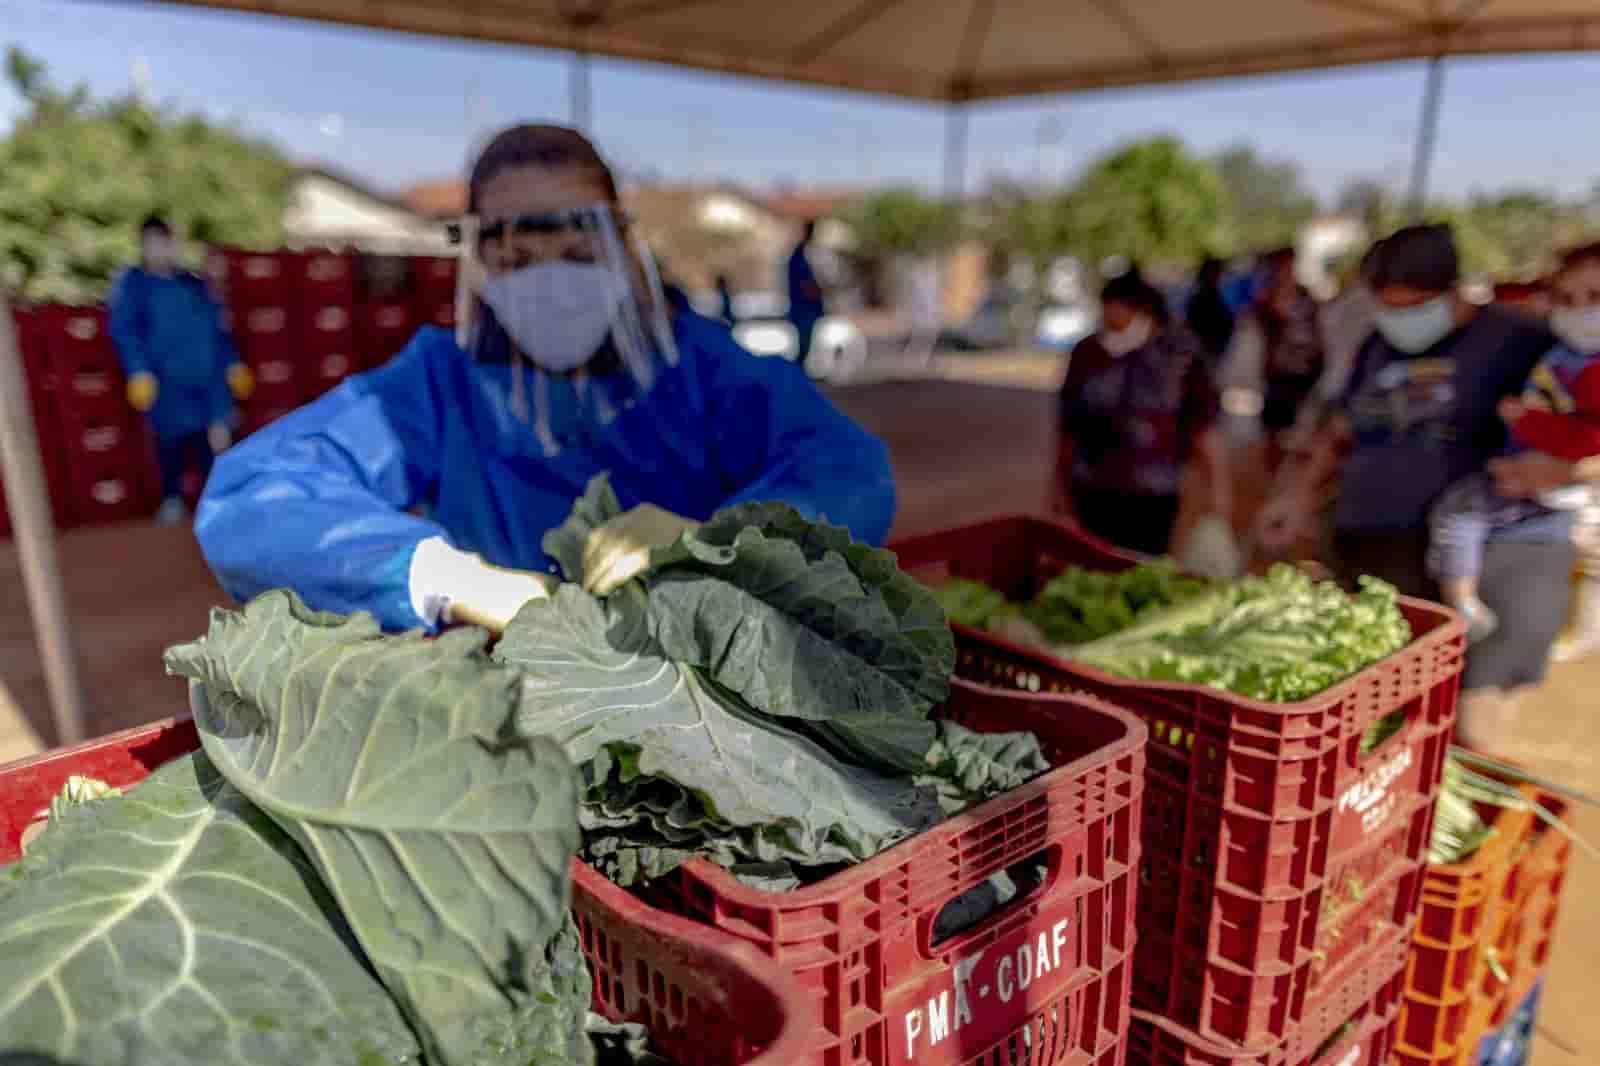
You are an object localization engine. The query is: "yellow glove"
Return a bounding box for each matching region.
[582,504,699,596]
[126,371,159,413]
[226,363,256,401]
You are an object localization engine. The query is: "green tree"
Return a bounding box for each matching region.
[1449,191,1584,279]
[1,47,293,303]
[841,188,964,258]
[1061,137,1230,270]
[1215,144,1319,252]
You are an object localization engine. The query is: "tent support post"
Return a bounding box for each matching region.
[943,103,968,201]
[0,296,87,747]
[570,50,592,130]
[1407,55,1445,219]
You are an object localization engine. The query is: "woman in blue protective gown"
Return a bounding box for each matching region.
[196,125,896,632]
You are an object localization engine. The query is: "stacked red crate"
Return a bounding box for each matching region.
[1,306,76,535]
[291,249,359,402]
[411,254,458,332]
[355,254,416,371]
[222,249,300,435]
[44,306,158,525]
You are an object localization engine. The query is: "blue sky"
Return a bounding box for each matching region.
[5,0,1600,204]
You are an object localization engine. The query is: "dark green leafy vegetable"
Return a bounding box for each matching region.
[512,476,1044,888]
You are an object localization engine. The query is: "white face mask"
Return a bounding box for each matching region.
[1374,295,1455,354]
[143,235,179,273]
[1101,316,1151,357]
[479,261,621,372]
[1551,307,1600,355]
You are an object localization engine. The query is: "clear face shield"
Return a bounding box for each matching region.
[450,202,680,457]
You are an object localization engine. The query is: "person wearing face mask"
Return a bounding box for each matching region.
[1054,269,1230,556]
[195,124,895,633]
[109,215,254,525]
[1218,247,1326,471]
[1256,224,1582,740]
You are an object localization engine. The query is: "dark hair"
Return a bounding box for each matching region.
[1372,224,1459,292]
[1262,246,1296,267]
[468,124,619,213]
[140,214,171,237]
[1101,270,1169,327]
[1558,241,1600,273]
[801,218,818,242]
[1198,257,1224,282]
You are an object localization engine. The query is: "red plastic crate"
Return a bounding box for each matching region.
[626,679,1145,1066]
[1128,934,1409,1066]
[358,300,416,369]
[889,515,1464,1051]
[221,248,291,306]
[291,249,357,306]
[9,306,74,528]
[45,306,129,426]
[1395,787,1571,1066]
[62,446,157,526]
[411,254,458,296]
[0,719,814,1066]
[416,294,456,330]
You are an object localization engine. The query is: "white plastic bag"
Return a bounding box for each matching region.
[1179,514,1245,579]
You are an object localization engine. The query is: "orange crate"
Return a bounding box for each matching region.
[1395,786,1571,1066]
[0,719,814,1066]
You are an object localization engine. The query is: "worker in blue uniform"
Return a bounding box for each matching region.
[110,215,254,524]
[197,124,896,633]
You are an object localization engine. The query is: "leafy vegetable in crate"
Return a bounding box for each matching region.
[942,563,1413,702]
[0,592,593,1066]
[499,476,1046,887]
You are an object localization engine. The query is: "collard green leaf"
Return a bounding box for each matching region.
[497,587,944,878]
[642,504,954,770]
[164,590,585,1066]
[0,754,422,1066]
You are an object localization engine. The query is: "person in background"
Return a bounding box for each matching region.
[1055,269,1231,556]
[198,124,894,634]
[1493,279,1552,320]
[785,219,825,368]
[1537,243,1600,662]
[1220,247,1327,469]
[110,215,254,526]
[1255,224,1577,743]
[1185,256,1235,368]
[715,274,737,326]
[1285,242,1382,454]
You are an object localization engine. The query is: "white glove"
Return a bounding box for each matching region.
[207,421,233,454]
[582,504,699,596]
[1179,514,1245,579]
[409,536,554,633]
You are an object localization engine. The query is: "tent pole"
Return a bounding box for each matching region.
[0,297,88,746]
[569,50,592,131]
[943,103,968,201]
[1407,56,1445,220]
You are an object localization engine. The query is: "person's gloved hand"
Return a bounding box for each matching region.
[409,537,555,634]
[226,363,256,401]
[207,421,233,455]
[582,504,699,595]
[126,371,159,413]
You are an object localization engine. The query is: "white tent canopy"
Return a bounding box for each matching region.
[148,0,1600,101]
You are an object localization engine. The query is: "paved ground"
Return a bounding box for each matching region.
[0,368,1592,1060]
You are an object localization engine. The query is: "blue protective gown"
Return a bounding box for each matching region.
[196,311,897,631]
[108,268,238,440]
